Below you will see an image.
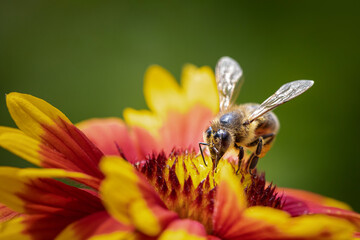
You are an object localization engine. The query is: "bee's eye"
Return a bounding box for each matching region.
[218,130,231,149]
[205,127,212,138]
[214,130,229,141]
[218,130,230,141]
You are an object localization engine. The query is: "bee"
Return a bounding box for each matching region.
[199,56,314,174]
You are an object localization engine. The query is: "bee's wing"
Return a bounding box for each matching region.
[247,80,314,123]
[216,56,244,111]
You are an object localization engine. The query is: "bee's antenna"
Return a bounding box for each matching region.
[199,142,209,167]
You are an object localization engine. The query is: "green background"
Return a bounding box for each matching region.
[1,1,359,211]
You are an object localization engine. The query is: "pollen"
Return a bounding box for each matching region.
[136,149,283,233]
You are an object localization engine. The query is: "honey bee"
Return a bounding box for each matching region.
[199,56,314,173]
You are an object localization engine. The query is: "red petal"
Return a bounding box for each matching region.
[132,126,161,159]
[207,236,222,240]
[57,211,134,240]
[78,118,139,163]
[159,105,213,153]
[280,188,351,209]
[182,105,214,150]
[40,119,104,182]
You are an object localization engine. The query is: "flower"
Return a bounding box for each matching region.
[0,63,359,239]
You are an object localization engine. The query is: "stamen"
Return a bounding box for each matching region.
[136,149,283,233]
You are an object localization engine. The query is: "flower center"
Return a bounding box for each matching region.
[136,149,282,233]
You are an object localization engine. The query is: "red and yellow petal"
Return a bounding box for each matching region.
[55,211,134,240]
[212,165,356,239]
[281,189,360,230]
[123,108,162,138]
[214,200,355,239]
[6,92,71,140]
[0,216,31,240]
[0,167,103,239]
[281,188,352,210]
[4,93,105,188]
[123,109,162,158]
[0,126,101,189]
[212,164,248,238]
[100,156,178,237]
[242,206,356,240]
[125,105,213,156]
[125,64,217,155]
[158,219,207,240]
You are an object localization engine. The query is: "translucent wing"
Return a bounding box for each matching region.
[215,56,244,111]
[247,80,314,123]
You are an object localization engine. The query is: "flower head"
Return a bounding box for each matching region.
[0,63,359,239]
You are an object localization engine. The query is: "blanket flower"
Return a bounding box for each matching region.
[0,63,359,239]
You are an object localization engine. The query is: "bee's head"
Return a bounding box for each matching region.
[204,126,232,166]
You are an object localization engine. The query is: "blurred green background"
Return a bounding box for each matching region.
[1,1,359,211]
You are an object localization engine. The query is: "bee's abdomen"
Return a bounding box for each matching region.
[254,111,279,136]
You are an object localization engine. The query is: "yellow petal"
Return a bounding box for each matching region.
[88,232,137,240]
[324,198,353,211]
[144,65,187,115]
[243,206,289,226]
[6,92,71,140]
[159,230,206,240]
[0,127,42,166]
[218,163,247,209]
[17,168,93,179]
[100,156,177,236]
[158,219,207,240]
[181,64,219,114]
[284,214,355,239]
[0,216,31,240]
[244,206,356,239]
[123,108,162,137]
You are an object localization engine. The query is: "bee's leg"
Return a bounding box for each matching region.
[245,134,276,175]
[255,137,263,156]
[247,137,263,175]
[247,154,259,176]
[235,145,244,174]
[199,142,208,167]
[262,133,275,146]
